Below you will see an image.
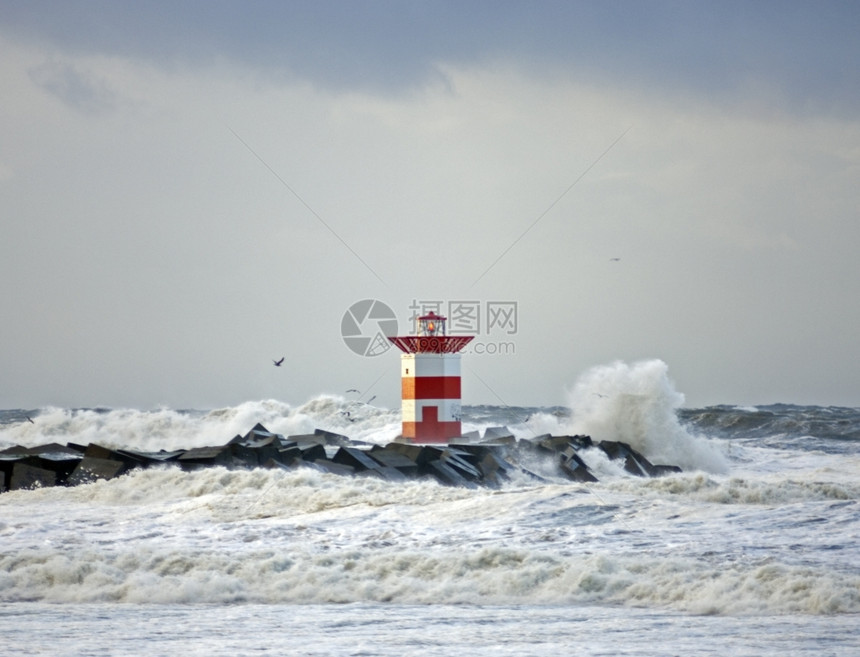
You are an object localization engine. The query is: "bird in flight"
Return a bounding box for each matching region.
[26,416,35,424]
[609,257,621,262]
[345,388,360,394]
[273,357,284,367]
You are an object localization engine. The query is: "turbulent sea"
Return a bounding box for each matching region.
[1,361,859,656]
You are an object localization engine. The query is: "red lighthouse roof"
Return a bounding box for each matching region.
[388,310,474,354]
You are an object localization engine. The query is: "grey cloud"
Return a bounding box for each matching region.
[2,1,860,114]
[28,60,117,114]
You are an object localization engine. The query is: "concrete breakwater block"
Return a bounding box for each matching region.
[297,443,327,462]
[309,459,355,476]
[0,422,684,493]
[439,448,483,481]
[332,446,382,472]
[67,456,130,486]
[178,446,237,470]
[1,444,84,491]
[596,440,681,477]
[559,449,599,483]
[448,444,514,486]
[367,447,421,474]
[537,434,593,452]
[10,461,58,490]
[483,426,515,440]
[428,459,478,488]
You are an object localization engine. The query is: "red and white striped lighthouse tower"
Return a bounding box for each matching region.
[388,311,474,443]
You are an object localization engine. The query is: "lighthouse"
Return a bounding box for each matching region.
[388,311,474,443]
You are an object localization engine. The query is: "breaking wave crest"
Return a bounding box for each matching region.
[2,466,857,614]
[2,543,857,614]
[0,397,402,452]
[619,472,860,505]
[564,360,729,473]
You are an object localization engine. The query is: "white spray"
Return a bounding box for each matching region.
[563,359,728,473]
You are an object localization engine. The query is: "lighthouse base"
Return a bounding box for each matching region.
[402,405,462,444]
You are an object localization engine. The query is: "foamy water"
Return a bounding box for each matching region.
[2,360,859,655]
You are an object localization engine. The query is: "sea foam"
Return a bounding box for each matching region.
[563,359,729,473]
[0,397,402,452]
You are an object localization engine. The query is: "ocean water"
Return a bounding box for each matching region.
[1,360,858,655]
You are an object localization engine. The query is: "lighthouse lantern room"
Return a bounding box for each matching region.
[388,311,474,443]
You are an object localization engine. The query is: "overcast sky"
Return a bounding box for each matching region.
[2,1,859,411]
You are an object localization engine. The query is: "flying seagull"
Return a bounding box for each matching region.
[26,416,35,424]
[273,357,284,367]
[609,257,621,262]
[345,388,360,394]
[366,395,377,404]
